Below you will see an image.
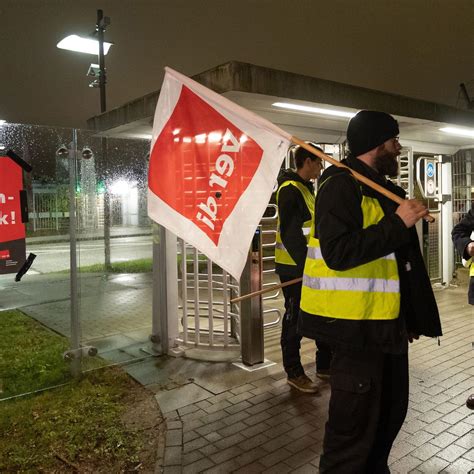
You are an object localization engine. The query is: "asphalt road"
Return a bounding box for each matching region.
[26,235,153,274]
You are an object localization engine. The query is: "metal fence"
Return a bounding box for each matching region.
[29,184,70,232]
[452,149,473,264]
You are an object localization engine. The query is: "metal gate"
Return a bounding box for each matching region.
[452,149,473,264]
[175,205,283,357]
[176,238,240,353]
[30,184,70,232]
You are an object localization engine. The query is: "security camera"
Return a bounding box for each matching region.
[56,145,69,158]
[82,147,93,160]
[87,63,101,77]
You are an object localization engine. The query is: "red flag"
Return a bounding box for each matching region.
[148,67,291,279]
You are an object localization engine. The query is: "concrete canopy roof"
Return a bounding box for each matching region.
[87,61,474,155]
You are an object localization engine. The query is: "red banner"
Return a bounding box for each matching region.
[0,156,26,273]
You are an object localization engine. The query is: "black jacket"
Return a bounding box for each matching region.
[452,206,474,305]
[298,156,442,352]
[275,169,315,278]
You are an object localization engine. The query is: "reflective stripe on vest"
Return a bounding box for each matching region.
[275,180,314,266]
[300,194,400,320]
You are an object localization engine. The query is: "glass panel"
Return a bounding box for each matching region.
[0,123,74,398]
[0,123,156,396]
[74,131,154,369]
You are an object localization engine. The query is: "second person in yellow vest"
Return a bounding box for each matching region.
[275,144,332,393]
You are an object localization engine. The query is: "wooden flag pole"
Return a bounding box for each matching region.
[291,137,435,223]
[230,277,302,304]
[232,137,435,304]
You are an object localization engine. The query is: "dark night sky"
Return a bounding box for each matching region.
[0,0,473,129]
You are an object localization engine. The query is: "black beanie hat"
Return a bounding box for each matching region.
[346,110,399,156]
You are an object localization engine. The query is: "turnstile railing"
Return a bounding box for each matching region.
[173,204,283,361]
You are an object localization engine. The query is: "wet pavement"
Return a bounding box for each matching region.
[132,283,473,473]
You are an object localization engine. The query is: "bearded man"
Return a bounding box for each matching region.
[298,110,442,473]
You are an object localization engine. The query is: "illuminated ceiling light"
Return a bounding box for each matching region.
[272,102,355,119]
[56,34,113,55]
[183,137,192,143]
[172,128,181,135]
[439,127,474,139]
[0,144,5,150]
[0,119,6,125]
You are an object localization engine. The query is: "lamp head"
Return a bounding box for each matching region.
[57,35,113,55]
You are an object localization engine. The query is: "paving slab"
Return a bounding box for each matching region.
[156,383,214,413]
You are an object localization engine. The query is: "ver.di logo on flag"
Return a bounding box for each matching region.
[149,86,264,245]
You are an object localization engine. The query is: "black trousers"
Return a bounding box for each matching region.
[279,275,332,378]
[320,348,409,474]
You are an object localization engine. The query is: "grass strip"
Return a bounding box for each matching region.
[0,368,144,471]
[0,310,154,471]
[0,310,71,398]
[77,258,153,274]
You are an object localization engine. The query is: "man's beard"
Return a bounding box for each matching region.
[374,151,399,177]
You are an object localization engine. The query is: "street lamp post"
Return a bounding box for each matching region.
[57,9,116,376]
[96,9,108,113]
[95,10,112,271]
[57,9,113,271]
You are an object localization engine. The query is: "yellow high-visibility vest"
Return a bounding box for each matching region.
[301,191,400,320]
[275,180,314,266]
